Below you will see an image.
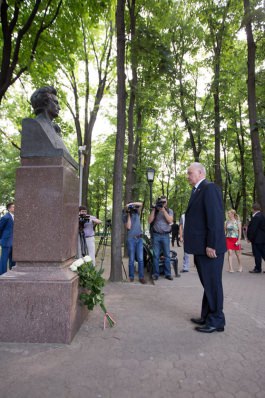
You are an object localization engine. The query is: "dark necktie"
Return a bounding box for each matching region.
[188,186,196,206]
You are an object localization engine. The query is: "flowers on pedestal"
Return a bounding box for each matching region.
[69,257,116,329]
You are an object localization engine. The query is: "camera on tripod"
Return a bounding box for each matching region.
[79,214,90,228]
[105,219,112,228]
[152,197,166,210]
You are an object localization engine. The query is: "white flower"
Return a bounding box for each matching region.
[83,255,92,264]
[73,258,85,268]
[69,258,84,272]
[70,263,78,272]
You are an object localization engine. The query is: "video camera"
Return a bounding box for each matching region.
[152,197,167,210]
[106,219,112,228]
[127,204,140,214]
[79,213,90,229]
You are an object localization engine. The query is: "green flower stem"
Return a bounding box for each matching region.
[74,261,116,328]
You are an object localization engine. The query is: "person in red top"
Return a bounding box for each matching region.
[224,209,242,273]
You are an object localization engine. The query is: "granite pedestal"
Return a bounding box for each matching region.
[0,157,88,343]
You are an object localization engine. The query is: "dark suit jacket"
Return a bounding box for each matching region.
[0,212,14,247]
[184,179,226,255]
[247,212,265,244]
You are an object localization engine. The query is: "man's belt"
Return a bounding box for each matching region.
[133,234,143,238]
[153,230,170,235]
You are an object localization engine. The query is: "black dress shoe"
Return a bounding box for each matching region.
[165,275,173,280]
[249,269,261,273]
[195,325,224,333]
[190,317,206,325]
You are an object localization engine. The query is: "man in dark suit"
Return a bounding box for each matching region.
[184,163,227,333]
[0,202,15,275]
[247,203,265,273]
[171,221,180,247]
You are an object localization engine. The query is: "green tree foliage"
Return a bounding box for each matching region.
[0,0,264,228]
[0,134,20,203]
[0,0,63,103]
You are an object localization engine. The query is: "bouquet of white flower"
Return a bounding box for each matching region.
[69,257,116,329]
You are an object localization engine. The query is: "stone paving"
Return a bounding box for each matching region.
[0,241,265,398]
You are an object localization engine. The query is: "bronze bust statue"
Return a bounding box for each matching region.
[20,86,77,169]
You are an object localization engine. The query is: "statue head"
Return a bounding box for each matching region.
[30,86,61,121]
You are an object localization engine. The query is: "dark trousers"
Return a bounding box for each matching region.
[171,233,180,247]
[0,246,15,275]
[252,243,265,272]
[194,253,225,328]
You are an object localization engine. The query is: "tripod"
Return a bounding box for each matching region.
[96,220,111,270]
[96,220,127,278]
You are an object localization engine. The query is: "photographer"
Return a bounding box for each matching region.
[148,196,173,280]
[123,202,146,284]
[79,206,102,266]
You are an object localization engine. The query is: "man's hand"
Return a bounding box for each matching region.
[206,247,217,258]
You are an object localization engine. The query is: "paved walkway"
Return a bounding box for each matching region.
[1,241,265,398]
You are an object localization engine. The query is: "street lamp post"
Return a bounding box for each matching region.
[146,167,155,209]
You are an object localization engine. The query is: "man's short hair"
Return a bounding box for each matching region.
[160,195,167,200]
[252,202,261,212]
[79,205,87,211]
[30,86,57,115]
[7,202,14,210]
[190,162,206,175]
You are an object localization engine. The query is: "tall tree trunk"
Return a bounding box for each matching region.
[124,0,137,206]
[82,24,113,206]
[237,102,247,224]
[173,40,201,162]
[213,51,222,188]
[66,20,112,207]
[208,0,231,189]
[110,0,126,281]
[133,108,142,198]
[82,84,106,206]
[244,0,265,210]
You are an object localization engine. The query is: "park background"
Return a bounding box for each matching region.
[0,0,264,280]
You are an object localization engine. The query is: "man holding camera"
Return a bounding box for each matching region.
[123,202,146,284]
[148,196,174,280]
[79,206,102,266]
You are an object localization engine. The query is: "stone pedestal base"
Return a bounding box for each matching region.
[0,267,88,343]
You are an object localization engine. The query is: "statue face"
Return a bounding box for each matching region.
[46,94,60,120]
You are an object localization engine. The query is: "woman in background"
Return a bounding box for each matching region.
[225,209,242,272]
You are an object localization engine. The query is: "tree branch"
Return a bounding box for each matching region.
[0,129,21,151]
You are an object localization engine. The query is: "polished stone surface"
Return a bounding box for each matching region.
[0,156,85,344]
[13,157,78,265]
[0,268,87,343]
